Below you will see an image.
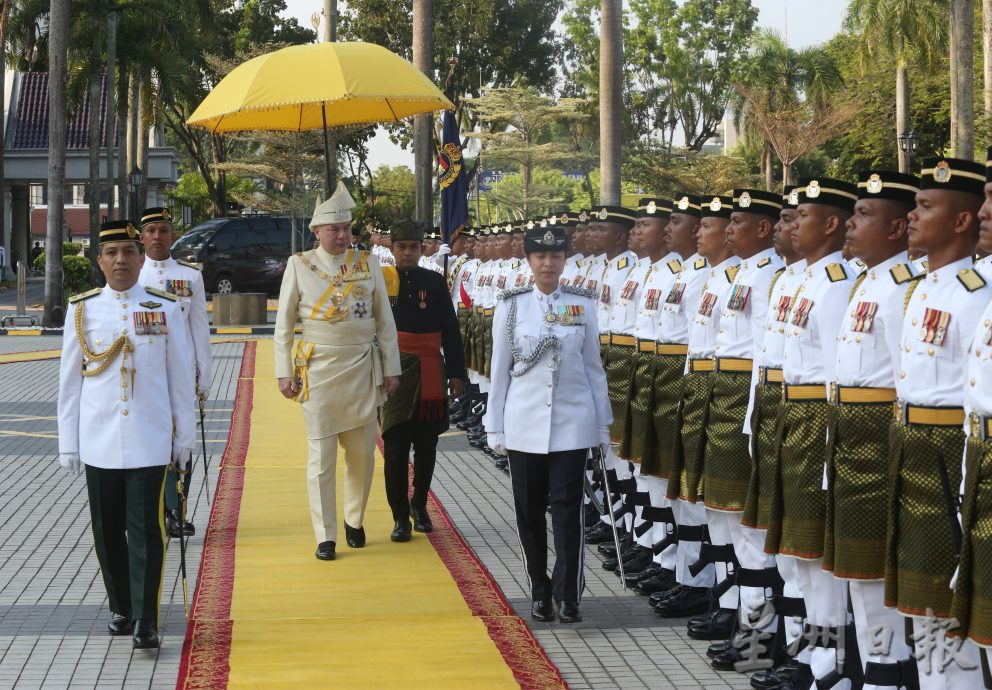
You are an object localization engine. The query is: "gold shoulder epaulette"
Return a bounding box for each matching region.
[957,268,987,292]
[825,263,847,283]
[757,257,771,268]
[889,264,914,284]
[68,287,100,303]
[666,258,682,274]
[693,258,706,270]
[146,287,178,301]
[725,265,740,283]
[617,257,629,270]
[176,259,200,270]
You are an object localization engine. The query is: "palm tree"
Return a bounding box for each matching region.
[845,0,948,171]
[45,0,70,326]
[950,0,975,157]
[413,0,432,223]
[599,0,622,205]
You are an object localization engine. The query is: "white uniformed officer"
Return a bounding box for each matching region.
[58,220,194,650]
[138,206,212,539]
[484,223,611,625]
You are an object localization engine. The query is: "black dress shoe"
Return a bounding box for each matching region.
[411,507,433,533]
[777,662,813,690]
[623,563,661,588]
[636,569,676,595]
[345,524,366,548]
[391,521,412,542]
[132,619,160,649]
[495,456,508,471]
[650,583,687,606]
[750,661,798,689]
[531,599,554,622]
[558,601,582,623]
[108,613,133,636]
[166,511,195,539]
[654,585,710,617]
[616,548,653,576]
[688,608,736,640]
[584,522,615,544]
[315,541,336,560]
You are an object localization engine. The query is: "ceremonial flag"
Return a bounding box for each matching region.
[437,74,468,245]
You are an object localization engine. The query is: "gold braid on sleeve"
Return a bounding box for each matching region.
[75,300,136,399]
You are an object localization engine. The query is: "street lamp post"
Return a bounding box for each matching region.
[898,130,920,174]
[127,167,144,221]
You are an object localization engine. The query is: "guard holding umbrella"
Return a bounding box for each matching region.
[483,224,612,624]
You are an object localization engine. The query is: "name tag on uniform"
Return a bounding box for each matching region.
[666,282,686,305]
[620,280,638,301]
[774,295,792,322]
[644,289,661,311]
[697,292,717,318]
[164,279,192,297]
[134,310,167,335]
[791,297,813,328]
[920,308,951,346]
[726,284,750,312]
[850,301,878,333]
[600,284,612,305]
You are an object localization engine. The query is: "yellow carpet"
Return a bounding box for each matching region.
[223,340,519,689]
[0,348,61,363]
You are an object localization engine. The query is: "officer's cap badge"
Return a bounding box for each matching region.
[806,180,821,198]
[599,208,609,220]
[738,192,752,208]
[709,197,722,212]
[678,196,690,210]
[787,190,800,206]
[934,160,952,184]
[646,200,657,214]
[542,231,556,246]
[867,173,883,194]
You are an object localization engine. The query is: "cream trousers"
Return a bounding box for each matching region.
[307,422,377,543]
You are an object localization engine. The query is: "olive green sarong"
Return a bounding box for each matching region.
[668,371,713,502]
[605,343,635,444]
[702,371,752,512]
[621,350,656,463]
[742,381,783,529]
[950,434,992,644]
[646,353,686,479]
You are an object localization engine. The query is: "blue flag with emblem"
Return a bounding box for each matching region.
[438,74,468,245]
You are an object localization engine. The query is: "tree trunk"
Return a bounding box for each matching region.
[116,67,128,219]
[413,0,434,224]
[104,11,117,219]
[137,78,148,212]
[323,0,337,195]
[782,161,793,187]
[125,74,138,218]
[599,0,622,205]
[950,0,975,158]
[896,58,911,172]
[87,69,101,280]
[762,142,774,191]
[45,0,69,327]
[0,0,9,282]
[984,0,991,118]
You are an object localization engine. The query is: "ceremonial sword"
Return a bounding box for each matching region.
[197,395,211,505]
[175,456,191,620]
[592,444,627,589]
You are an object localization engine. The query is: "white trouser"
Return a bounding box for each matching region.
[675,499,714,587]
[600,446,633,529]
[735,520,779,633]
[777,553,811,665]
[707,508,740,610]
[912,615,982,690]
[307,422,377,543]
[793,557,851,689]
[632,468,653,548]
[477,377,490,392]
[645,475,676,570]
[849,580,912,690]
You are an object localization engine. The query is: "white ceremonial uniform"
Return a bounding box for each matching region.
[975,254,992,281]
[577,253,605,293]
[598,251,637,332]
[139,257,212,394]
[831,252,918,687]
[59,285,195,468]
[560,253,585,287]
[274,247,401,543]
[847,257,868,276]
[607,256,653,337]
[782,251,854,688]
[449,255,477,309]
[484,286,612,453]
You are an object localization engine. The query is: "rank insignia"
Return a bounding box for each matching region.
[139,301,162,309]
[694,258,707,270]
[600,285,612,305]
[698,292,718,318]
[667,259,682,274]
[644,289,661,311]
[620,280,638,301]
[774,295,792,323]
[665,282,686,305]
[353,302,368,319]
[617,257,629,270]
[726,284,751,312]
[850,301,878,333]
[919,307,950,346]
[134,310,167,335]
[791,297,813,328]
[164,279,192,297]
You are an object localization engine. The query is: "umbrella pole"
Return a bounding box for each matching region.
[322,103,334,195]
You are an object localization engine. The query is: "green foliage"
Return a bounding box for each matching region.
[622,144,759,197]
[360,165,416,229]
[63,255,94,298]
[63,242,83,257]
[167,172,257,227]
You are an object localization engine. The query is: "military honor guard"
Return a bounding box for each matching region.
[138,206,212,539]
[483,223,611,624]
[885,158,989,689]
[274,181,401,561]
[58,220,195,649]
[379,220,465,542]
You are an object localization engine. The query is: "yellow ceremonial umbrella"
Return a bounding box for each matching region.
[187,41,453,191]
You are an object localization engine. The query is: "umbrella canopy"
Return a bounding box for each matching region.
[186,41,453,133]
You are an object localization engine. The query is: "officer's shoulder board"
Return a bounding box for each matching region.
[725,265,740,283]
[498,286,533,301]
[145,287,178,302]
[693,258,707,270]
[561,285,598,301]
[756,257,771,269]
[889,263,916,285]
[957,268,987,292]
[68,287,101,304]
[576,258,584,268]
[617,257,629,271]
[825,263,848,283]
[176,259,200,271]
[666,258,682,274]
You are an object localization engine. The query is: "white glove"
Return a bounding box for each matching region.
[487,432,506,455]
[434,243,451,265]
[59,453,81,477]
[598,426,611,448]
[171,447,192,471]
[950,565,959,590]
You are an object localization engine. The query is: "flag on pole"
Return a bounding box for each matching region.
[437,73,468,245]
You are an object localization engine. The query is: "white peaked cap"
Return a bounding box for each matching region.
[309,180,356,229]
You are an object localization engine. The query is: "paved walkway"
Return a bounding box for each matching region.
[0,336,751,689]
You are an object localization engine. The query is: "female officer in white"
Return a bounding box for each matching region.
[484,224,611,624]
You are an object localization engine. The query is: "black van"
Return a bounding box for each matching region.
[171,215,312,294]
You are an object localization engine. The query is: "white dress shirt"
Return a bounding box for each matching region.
[687,256,741,360]
[714,247,783,360]
[658,253,710,345]
[633,253,684,342]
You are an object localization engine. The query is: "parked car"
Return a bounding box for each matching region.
[171,215,311,294]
